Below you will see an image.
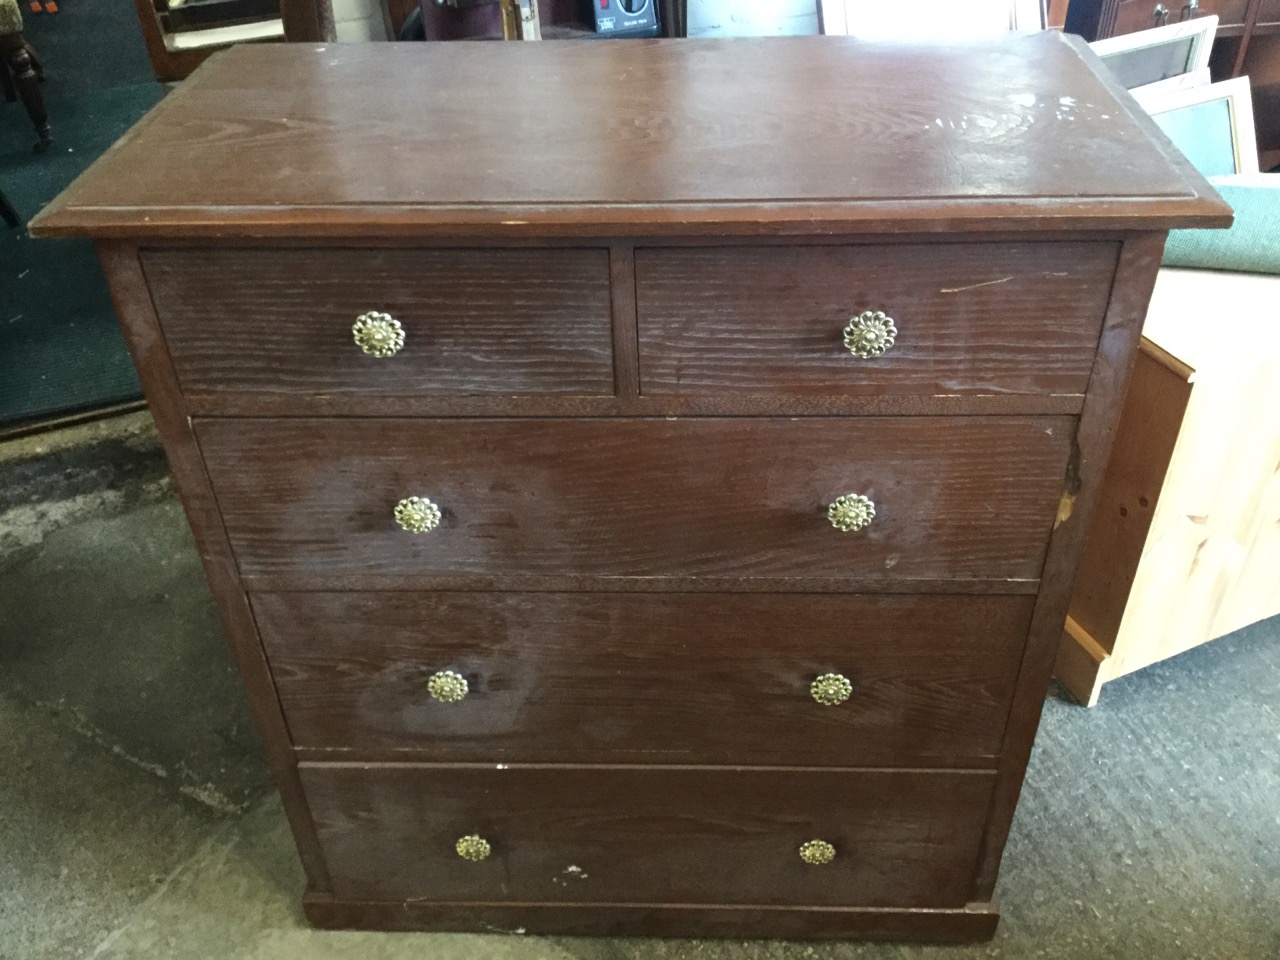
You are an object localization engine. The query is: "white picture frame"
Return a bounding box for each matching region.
[1089,16,1218,94]
[1132,75,1260,177]
[817,0,1045,39]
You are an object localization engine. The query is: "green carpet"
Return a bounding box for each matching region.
[1,0,163,424]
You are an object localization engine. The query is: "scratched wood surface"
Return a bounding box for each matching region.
[256,590,1033,766]
[300,763,996,907]
[143,247,615,398]
[29,34,1229,238]
[196,416,1074,583]
[637,241,1117,396]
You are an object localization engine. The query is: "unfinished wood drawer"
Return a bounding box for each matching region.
[142,247,615,400]
[197,416,1074,585]
[636,242,1116,397]
[300,764,996,907]
[257,591,1032,765]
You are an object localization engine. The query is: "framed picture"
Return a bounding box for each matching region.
[1089,16,1217,94]
[1132,76,1260,177]
[817,0,1045,39]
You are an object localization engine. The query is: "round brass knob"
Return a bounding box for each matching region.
[799,839,836,865]
[394,496,441,534]
[810,672,853,706]
[828,493,875,532]
[428,669,468,703]
[456,834,492,862]
[352,311,405,358]
[843,310,897,358]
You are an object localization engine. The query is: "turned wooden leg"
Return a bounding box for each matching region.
[2,33,51,152]
[0,187,19,229]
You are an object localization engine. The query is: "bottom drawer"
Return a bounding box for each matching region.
[301,764,995,908]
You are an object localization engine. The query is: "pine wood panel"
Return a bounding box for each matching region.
[300,764,996,908]
[197,416,1075,583]
[143,247,615,399]
[255,591,1033,765]
[636,242,1117,396]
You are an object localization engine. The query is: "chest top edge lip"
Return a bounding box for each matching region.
[29,199,1230,241]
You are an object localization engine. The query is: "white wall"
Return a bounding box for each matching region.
[332,0,388,41]
[687,0,820,38]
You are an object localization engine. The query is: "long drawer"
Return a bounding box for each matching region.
[257,591,1031,765]
[142,247,615,399]
[300,764,996,907]
[197,416,1074,583]
[636,242,1117,396]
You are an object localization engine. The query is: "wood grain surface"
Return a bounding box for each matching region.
[196,416,1075,583]
[254,591,1033,765]
[299,763,996,908]
[300,896,1000,940]
[28,35,1230,239]
[143,247,615,398]
[637,242,1117,396]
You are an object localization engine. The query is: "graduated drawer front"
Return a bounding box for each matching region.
[142,247,614,398]
[256,591,1032,765]
[1113,0,1249,32]
[300,764,996,907]
[197,416,1074,582]
[636,242,1116,396]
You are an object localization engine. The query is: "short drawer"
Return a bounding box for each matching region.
[300,764,995,907]
[1112,0,1250,33]
[197,416,1074,583]
[257,591,1032,765]
[142,247,614,398]
[636,242,1116,396]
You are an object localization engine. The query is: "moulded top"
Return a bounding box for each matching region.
[30,31,1231,239]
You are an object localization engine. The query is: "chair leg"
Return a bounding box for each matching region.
[24,39,44,79]
[0,187,19,229]
[1,33,51,152]
[2,58,16,102]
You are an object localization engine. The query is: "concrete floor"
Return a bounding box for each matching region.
[1,413,1277,960]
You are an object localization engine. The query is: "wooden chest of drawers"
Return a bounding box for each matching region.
[32,33,1227,941]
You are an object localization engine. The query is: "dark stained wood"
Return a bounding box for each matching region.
[636,242,1117,397]
[31,34,1231,941]
[972,232,1167,899]
[301,895,1000,940]
[299,764,996,908]
[608,244,640,401]
[94,242,332,888]
[196,416,1074,583]
[243,573,1042,595]
[28,35,1230,240]
[181,390,1086,420]
[254,591,1033,765]
[143,247,614,399]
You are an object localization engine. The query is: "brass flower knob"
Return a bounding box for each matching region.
[394,496,441,534]
[828,493,875,532]
[843,310,897,359]
[799,839,836,865]
[352,311,405,358]
[456,834,492,862]
[427,669,468,703]
[810,673,853,706]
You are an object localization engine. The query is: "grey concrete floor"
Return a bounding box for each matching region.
[1,413,1277,960]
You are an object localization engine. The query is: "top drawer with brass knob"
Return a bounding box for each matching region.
[635,241,1117,400]
[140,247,614,409]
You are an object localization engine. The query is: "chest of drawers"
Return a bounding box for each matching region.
[32,33,1227,941]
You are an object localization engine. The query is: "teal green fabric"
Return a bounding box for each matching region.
[1163,176,1280,275]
